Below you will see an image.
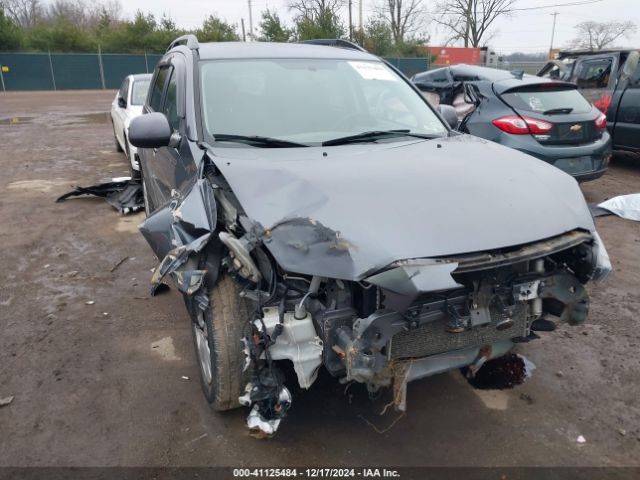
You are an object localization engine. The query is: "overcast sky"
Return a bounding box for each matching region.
[115,0,640,54]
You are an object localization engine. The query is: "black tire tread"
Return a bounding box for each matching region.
[203,274,252,411]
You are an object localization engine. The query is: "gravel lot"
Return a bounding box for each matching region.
[0,90,639,467]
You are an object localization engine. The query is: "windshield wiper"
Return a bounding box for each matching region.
[542,107,574,115]
[212,133,308,148]
[322,130,439,147]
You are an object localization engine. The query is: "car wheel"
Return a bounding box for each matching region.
[113,124,124,152]
[190,274,251,411]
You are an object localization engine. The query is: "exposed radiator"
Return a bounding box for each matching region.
[390,303,528,359]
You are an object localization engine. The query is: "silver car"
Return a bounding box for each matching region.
[110,73,152,178]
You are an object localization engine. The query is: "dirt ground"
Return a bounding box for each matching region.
[0,90,639,468]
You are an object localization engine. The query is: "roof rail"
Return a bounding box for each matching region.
[167,34,199,53]
[298,39,367,53]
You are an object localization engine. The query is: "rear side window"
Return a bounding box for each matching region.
[576,58,613,89]
[131,78,151,106]
[149,66,171,111]
[501,87,592,114]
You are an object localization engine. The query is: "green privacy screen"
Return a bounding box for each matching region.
[0,52,163,91]
[50,53,102,89]
[0,53,54,91]
[0,52,427,91]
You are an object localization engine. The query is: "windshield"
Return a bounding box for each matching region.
[199,58,447,146]
[501,87,592,114]
[131,79,151,106]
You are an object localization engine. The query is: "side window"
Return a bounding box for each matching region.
[149,66,171,111]
[576,58,613,89]
[118,78,129,101]
[163,70,179,131]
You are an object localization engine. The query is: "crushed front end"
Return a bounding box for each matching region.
[218,213,610,435]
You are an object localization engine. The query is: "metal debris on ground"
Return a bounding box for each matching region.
[0,396,14,407]
[110,256,129,272]
[184,433,208,446]
[56,177,143,215]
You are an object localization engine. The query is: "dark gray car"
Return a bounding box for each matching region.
[129,37,611,437]
[412,65,612,181]
[538,49,640,155]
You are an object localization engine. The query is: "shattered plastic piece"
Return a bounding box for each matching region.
[85,300,95,305]
[246,405,282,438]
[241,383,292,437]
[150,233,211,295]
[597,194,640,221]
[181,376,190,380]
[56,178,144,215]
[0,396,14,407]
[577,435,587,444]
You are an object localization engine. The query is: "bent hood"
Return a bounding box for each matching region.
[211,135,595,280]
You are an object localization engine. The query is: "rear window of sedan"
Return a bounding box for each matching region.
[501,86,592,114]
[131,79,151,106]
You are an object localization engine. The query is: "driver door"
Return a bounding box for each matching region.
[141,55,194,212]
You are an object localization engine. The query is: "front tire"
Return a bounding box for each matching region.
[191,274,252,411]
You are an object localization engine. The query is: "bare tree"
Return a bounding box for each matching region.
[570,20,637,50]
[434,0,516,47]
[1,0,43,27]
[379,0,425,44]
[289,0,344,19]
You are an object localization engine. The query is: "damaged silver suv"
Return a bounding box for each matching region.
[129,35,611,437]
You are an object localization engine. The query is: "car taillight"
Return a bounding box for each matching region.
[595,112,607,129]
[492,115,553,135]
[593,94,612,113]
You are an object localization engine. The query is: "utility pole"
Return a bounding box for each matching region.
[248,0,254,41]
[348,0,353,41]
[241,18,246,42]
[549,11,559,55]
[464,0,472,47]
[358,0,363,31]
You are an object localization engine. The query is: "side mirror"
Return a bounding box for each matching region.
[129,112,172,149]
[117,96,127,108]
[621,51,639,81]
[438,104,458,129]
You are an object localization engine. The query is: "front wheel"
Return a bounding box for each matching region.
[190,274,252,411]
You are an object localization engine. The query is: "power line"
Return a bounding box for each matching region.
[433,0,605,16]
[511,0,604,12]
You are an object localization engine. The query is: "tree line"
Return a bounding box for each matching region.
[0,0,433,56]
[1,0,635,56]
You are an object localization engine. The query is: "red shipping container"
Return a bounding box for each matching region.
[419,46,482,65]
